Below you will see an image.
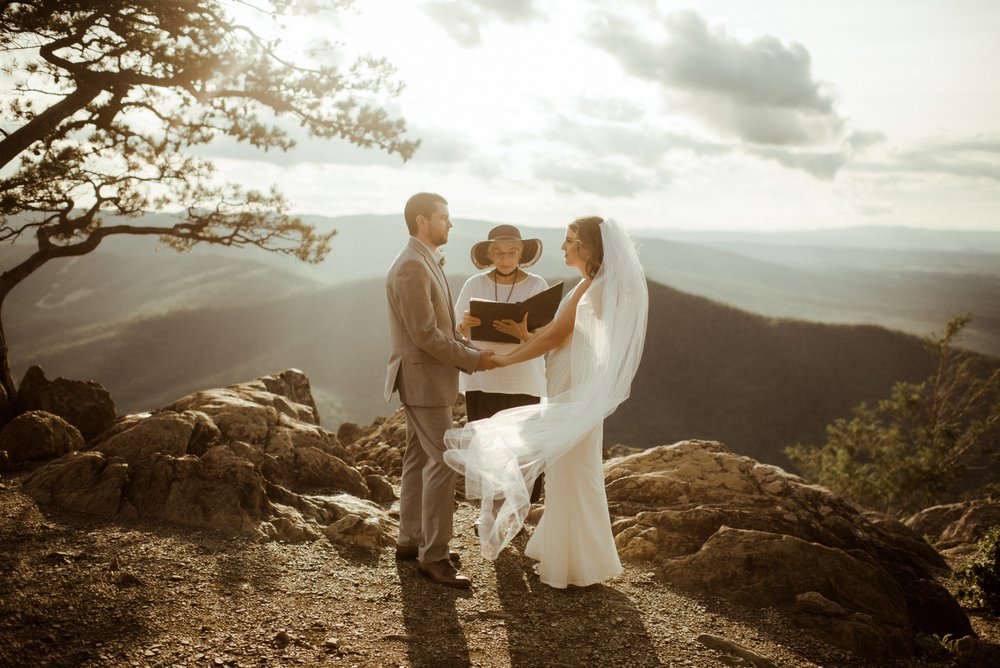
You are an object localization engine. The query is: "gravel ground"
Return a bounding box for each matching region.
[1,477,993,668]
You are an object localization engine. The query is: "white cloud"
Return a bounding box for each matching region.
[533,159,657,198]
[572,97,647,124]
[406,128,473,165]
[749,146,846,180]
[894,136,1000,181]
[423,0,544,47]
[171,1,1000,232]
[423,2,483,48]
[538,113,728,178]
[846,129,886,151]
[190,117,407,167]
[472,0,543,24]
[484,102,736,197]
[588,9,846,149]
[850,134,1000,182]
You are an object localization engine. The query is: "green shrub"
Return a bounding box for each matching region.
[786,315,1000,516]
[955,525,1000,615]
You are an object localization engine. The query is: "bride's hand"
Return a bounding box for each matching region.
[492,354,513,367]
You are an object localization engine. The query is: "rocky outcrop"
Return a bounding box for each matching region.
[161,375,365,497]
[256,368,321,424]
[0,410,83,465]
[21,370,394,549]
[604,443,644,459]
[20,450,128,517]
[339,398,468,479]
[339,414,405,479]
[16,365,117,442]
[606,440,972,660]
[906,498,1000,550]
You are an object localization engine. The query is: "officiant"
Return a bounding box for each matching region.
[455,225,549,455]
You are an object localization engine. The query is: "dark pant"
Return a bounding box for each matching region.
[465,391,544,503]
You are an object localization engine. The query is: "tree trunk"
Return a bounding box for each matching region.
[0,226,141,428]
[0,295,15,424]
[0,248,60,428]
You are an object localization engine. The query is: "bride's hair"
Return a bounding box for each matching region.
[569,216,604,278]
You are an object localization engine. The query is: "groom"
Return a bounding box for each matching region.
[385,192,496,589]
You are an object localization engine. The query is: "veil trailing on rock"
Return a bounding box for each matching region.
[443,218,648,559]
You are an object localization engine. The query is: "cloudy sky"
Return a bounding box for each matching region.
[210,0,1000,231]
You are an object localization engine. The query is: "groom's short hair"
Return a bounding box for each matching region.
[404,192,448,235]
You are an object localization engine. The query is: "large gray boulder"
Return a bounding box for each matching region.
[257,368,321,425]
[16,366,116,442]
[0,410,83,465]
[906,498,1000,551]
[340,412,406,479]
[162,370,366,497]
[606,440,972,660]
[21,450,128,517]
[21,370,394,549]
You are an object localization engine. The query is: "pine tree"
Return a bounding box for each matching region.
[0,0,418,421]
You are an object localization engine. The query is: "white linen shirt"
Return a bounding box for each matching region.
[454,272,549,397]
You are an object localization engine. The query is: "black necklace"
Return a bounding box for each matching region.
[492,268,518,302]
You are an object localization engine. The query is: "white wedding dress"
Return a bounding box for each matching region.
[444,218,647,588]
[522,313,623,588]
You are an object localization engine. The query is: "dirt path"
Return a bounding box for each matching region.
[0,479,982,667]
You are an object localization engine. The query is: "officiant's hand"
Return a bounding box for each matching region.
[476,350,498,371]
[459,311,481,339]
[493,312,530,342]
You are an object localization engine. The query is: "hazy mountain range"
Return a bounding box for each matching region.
[161,214,1000,355]
[3,215,999,466]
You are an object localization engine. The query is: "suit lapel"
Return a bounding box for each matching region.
[408,238,457,331]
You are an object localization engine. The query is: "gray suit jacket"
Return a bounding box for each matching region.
[385,237,480,406]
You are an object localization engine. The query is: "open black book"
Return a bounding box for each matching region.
[469,282,565,344]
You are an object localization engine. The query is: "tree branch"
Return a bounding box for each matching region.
[0,83,102,168]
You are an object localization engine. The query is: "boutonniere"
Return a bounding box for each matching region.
[438,255,446,267]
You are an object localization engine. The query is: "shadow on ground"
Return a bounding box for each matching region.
[0,486,289,667]
[397,560,475,666]
[0,493,156,667]
[494,534,661,668]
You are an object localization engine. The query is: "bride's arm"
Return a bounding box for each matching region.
[496,279,591,366]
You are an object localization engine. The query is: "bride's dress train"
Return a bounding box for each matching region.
[523,339,622,588]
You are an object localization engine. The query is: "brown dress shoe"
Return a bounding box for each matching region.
[395,545,460,563]
[417,559,472,589]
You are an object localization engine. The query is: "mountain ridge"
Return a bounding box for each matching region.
[10,272,968,467]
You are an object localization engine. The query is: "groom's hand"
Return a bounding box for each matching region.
[476,350,498,371]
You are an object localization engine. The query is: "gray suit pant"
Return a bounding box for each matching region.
[398,404,456,563]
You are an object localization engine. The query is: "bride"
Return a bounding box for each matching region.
[444,216,648,588]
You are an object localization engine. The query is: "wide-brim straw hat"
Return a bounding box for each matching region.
[470,224,542,269]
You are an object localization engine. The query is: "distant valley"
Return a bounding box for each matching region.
[198,215,1000,356]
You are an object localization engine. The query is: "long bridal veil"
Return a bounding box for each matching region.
[443,218,648,559]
